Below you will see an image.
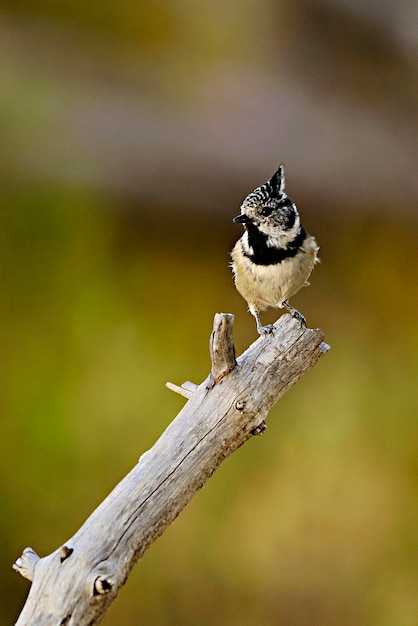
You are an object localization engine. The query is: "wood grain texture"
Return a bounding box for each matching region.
[14,313,329,626]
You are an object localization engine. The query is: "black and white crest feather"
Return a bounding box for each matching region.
[242,164,286,209]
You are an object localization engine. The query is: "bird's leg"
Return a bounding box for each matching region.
[251,308,274,336]
[283,301,307,327]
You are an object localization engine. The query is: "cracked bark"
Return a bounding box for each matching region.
[13,313,329,625]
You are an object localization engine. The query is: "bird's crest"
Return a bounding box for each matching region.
[267,164,286,198]
[243,165,287,208]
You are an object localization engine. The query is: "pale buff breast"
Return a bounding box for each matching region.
[231,235,319,312]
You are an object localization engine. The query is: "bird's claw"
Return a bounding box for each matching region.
[282,301,307,327]
[257,324,275,336]
[291,310,307,327]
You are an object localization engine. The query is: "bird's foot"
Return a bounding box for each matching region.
[291,310,307,327]
[257,323,275,336]
[283,301,307,327]
[252,309,275,336]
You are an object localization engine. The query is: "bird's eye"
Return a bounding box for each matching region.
[260,206,273,217]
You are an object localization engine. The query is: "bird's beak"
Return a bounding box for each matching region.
[233,214,249,224]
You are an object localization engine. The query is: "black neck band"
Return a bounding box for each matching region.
[244,226,307,265]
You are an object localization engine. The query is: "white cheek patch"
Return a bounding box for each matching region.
[241,231,253,256]
[264,213,301,248]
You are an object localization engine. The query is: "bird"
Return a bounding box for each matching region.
[231,164,319,335]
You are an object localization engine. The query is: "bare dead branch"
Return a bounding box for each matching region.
[14,313,329,626]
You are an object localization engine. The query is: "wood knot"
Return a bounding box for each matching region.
[251,421,267,436]
[59,545,73,563]
[93,575,114,596]
[235,398,247,411]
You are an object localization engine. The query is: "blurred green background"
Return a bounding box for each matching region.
[1,1,417,625]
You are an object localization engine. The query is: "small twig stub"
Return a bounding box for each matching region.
[210,313,236,383]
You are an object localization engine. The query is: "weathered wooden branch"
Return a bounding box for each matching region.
[13,313,329,626]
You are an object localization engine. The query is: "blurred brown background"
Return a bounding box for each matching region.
[1,1,417,625]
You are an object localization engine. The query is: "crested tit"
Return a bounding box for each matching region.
[231,165,319,335]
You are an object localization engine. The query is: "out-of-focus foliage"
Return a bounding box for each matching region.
[2,191,417,625]
[1,1,417,625]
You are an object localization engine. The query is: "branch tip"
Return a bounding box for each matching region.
[13,547,40,581]
[319,341,331,354]
[165,381,195,399]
